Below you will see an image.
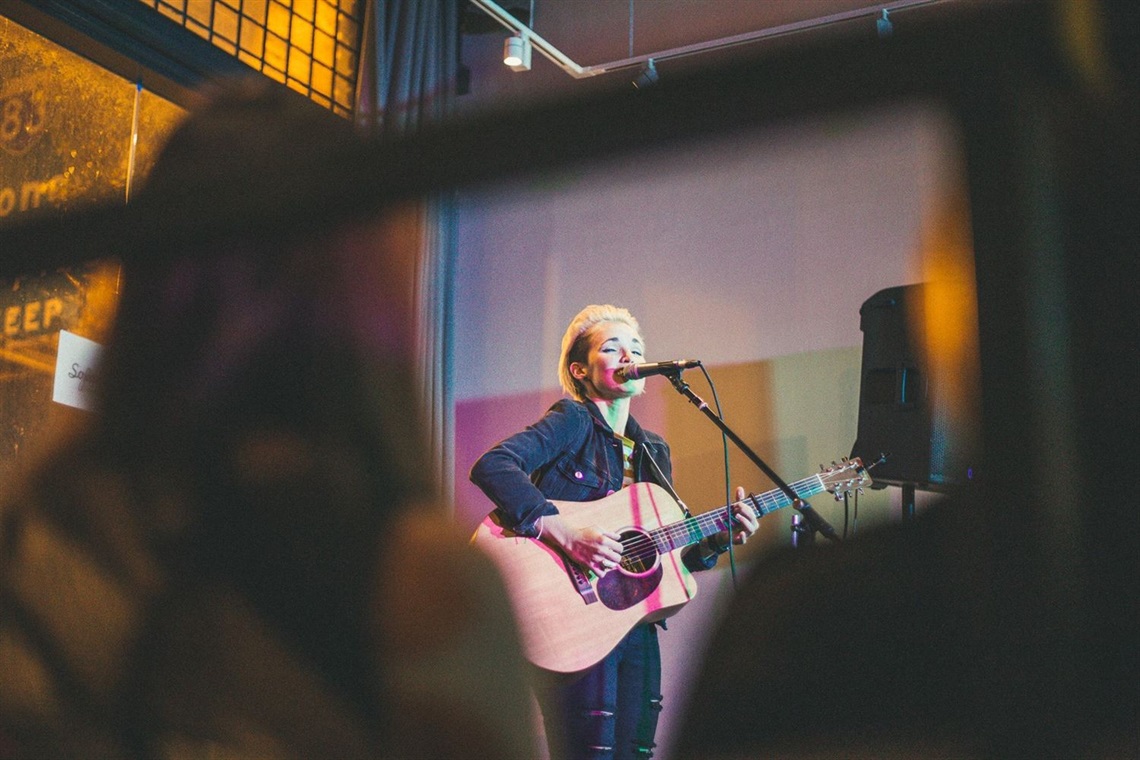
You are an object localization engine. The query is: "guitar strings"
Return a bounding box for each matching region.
[610,464,865,568]
[614,474,829,567]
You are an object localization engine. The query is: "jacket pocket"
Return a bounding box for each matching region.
[537,456,606,502]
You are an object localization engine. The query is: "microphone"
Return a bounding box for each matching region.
[616,359,701,382]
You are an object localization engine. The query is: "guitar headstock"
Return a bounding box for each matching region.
[820,457,872,500]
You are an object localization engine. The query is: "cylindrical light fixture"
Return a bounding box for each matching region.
[632,58,659,89]
[503,34,532,71]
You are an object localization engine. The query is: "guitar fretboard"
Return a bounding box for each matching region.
[632,474,826,562]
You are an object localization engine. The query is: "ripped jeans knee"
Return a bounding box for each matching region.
[629,695,663,758]
[572,694,662,760]
[577,707,616,758]
[546,625,664,760]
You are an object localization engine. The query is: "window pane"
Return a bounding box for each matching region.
[0,16,185,481]
[131,0,360,116]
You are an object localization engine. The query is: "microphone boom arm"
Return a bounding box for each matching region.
[665,373,841,542]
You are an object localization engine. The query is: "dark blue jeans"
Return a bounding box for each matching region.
[539,624,663,760]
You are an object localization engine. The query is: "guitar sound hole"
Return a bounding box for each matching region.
[617,527,658,576]
[597,527,663,611]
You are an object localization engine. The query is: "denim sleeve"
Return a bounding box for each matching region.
[469,400,587,537]
[682,544,719,572]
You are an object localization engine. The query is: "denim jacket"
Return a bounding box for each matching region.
[470,398,717,572]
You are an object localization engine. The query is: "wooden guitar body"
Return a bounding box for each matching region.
[471,482,696,674]
[471,458,869,674]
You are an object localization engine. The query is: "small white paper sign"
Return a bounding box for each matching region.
[53,330,105,412]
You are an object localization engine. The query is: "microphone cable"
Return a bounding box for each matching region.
[842,486,861,541]
[843,491,849,540]
[696,364,741,589]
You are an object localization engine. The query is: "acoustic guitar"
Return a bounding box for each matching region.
[471,458,870,673]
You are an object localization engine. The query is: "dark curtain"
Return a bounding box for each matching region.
[355,0,460,502]
[355,0,459,135]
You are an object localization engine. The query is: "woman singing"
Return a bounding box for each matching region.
[470,304,758,760]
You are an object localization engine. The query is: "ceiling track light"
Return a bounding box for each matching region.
[470,0,941,80]
[503,33,532,71]
[632,58,658,89]
[877,9,894,37]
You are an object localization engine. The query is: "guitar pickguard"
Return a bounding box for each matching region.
[596,564,663,611]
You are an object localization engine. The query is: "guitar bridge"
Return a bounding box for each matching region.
[567,562,599,605]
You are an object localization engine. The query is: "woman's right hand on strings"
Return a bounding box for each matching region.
[540,515,623,575]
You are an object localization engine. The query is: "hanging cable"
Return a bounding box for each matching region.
[628,0,634,58]
[697,364,742,588]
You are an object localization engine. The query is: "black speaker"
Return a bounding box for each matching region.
[850,283,964,490]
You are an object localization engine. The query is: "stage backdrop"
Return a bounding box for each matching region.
[451,100,965,758]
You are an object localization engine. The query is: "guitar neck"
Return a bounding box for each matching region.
[652,474,827,554]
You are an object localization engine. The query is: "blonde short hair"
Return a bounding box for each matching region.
[558,304,643,400]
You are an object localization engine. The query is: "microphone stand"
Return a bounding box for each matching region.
[665,371,841,543]
[791,513,816,548]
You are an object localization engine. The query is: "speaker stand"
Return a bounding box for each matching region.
[900,482,916,522]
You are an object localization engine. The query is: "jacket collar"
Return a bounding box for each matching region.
[583,398,646,443]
